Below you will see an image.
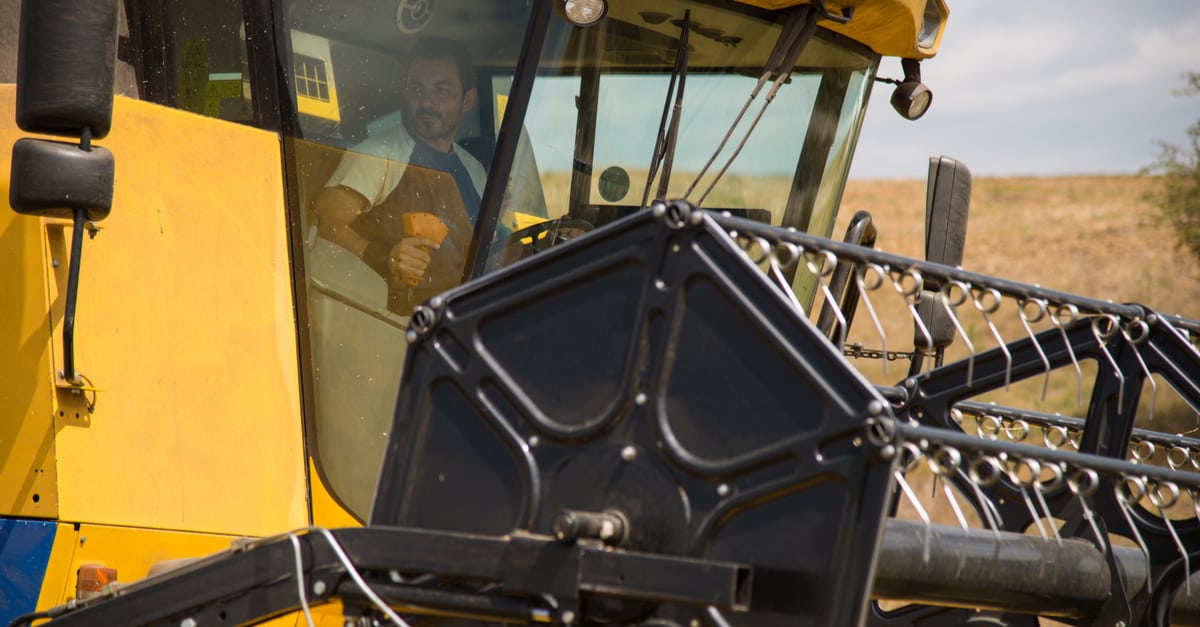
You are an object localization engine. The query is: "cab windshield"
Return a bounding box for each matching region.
[283,0,877,519]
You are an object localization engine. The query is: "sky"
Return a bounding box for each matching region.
[848,1,1200,179]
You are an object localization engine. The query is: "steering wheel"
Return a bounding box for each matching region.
[499,216,594,264]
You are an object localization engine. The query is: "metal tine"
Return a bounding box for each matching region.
[805,248,848,350]
[1148,480,1191,596]
[939,280,976,385]
[967,454,1006,542]
[1123,317,1157,424]
[894,441,933,563]
[1130,439,1156,465]
[973,287,1012,391]
[1092,314,1127,413]
[767,240,806,315]
[1115,475,1154,593]
[1002,417,1030,444]
[1007,457,1050,543]
[1068,467,1110,556]
[1017,297,1053,401]
[854,263,890,376]
[1042,424,1071,451]
[894,267,934,359]
[929,446,971,534]
[928,446,972,575]
[1051,303,1085,407]
[1032,461,1064,547]
[1168,446,1191,472]
[975,413,1002,440]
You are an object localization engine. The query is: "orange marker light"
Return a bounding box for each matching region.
[76,564,118,599]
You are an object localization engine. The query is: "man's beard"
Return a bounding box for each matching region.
[411,108,455,143]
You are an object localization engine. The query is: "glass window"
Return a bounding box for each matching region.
[284,0,877,520]
[283,0,532,518]
[121,0,255,122]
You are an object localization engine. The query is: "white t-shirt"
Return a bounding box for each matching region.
[325,124,488,208]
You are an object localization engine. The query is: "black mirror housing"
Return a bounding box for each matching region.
[10,138,114,221]
[16,0,120,138]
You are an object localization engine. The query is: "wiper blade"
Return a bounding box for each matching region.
[684,4,821,205]
[641,10,691,208]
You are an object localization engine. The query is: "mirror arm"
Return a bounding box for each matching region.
[60,206,88,386]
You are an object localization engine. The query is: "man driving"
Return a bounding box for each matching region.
[312,36,487,314]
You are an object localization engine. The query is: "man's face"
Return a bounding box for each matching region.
[400,57,477,150]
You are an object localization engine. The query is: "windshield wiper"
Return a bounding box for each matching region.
[641,10,691,208]
[684,2,849,205]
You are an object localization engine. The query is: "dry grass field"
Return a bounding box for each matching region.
[835,175,1200,421]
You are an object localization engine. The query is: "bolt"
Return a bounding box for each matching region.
[621,446,637,462]
[867,400,883,415]
[717,483,730,497]
[635,392,647,406]
[1115,622,1126,627]
[905,378,916,388]
[313,580,327,595]
[561,610,576,625]
[52,258,60,268]
[528,435,540,447]
[180,619,197,627]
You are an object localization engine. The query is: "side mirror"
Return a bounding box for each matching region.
[912,156,971,368]
[10,0,120,387]
[16,0,119,138]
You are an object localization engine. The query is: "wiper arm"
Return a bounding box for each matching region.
[641,10,691,208]
[684,3,830,205]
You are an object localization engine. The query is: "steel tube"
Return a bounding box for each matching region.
[874,519,1200,622]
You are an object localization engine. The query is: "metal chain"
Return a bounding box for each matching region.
[843,343,918,361]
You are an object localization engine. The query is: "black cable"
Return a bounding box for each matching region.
[7,610,52,627]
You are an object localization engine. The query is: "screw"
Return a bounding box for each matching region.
[561,610,576,625]
[621,446,637,462]
[313,580,327,595]
[867,400,883,414]
[180,619,197,627]
[635,392,647,406]
[528,435,540,447]
[717,483,730,497]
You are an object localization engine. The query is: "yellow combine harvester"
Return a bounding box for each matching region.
[5,1,1200,626]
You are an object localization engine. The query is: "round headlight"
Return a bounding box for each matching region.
[556,0,608,27]
[891,80,933,120]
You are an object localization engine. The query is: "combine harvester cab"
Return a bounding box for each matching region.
[4,0,1200,626]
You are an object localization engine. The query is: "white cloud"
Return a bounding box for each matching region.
[850,1,1200,178]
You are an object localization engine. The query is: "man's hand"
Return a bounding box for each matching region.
[390,236,441,284]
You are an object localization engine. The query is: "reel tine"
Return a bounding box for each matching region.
[1051,303,1085,406]
[1034,461,1064,547]
[968,454,1006,541]
[1116,475,1154,593]
[1149,480,1190,596]
[894,441,933,563]
[854,263,889,376]
[1123,317,1156,423]
[1018,297,1053,401]
[1092,314,1126,413]
[806,248,847,350]
[973,287,1011,391]
[768,241,806,315]
[894,267,934,361]
[1008,457,1049,542]
[1068,467,1109,556]
[940,280,975,385]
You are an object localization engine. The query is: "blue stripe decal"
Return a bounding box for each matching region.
[0,518,58,624]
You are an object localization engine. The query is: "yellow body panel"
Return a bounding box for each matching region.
[2,84,310,537]
[0,95,61,519]
[734,0,947,58]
